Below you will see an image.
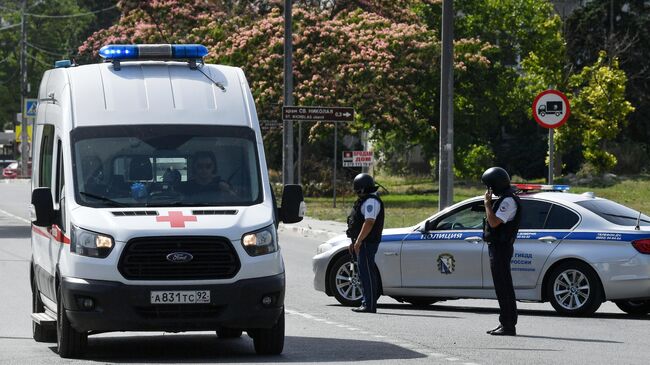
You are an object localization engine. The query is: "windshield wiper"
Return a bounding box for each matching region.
[79,192,127,207]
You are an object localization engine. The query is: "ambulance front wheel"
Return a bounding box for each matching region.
[250,308,284,355]
[56,285,88,358]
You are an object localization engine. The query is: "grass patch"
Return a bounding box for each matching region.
[304,175,650,229]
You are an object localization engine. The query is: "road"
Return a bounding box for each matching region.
[0,179,648,364]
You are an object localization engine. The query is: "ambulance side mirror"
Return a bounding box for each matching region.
[279,184,305,224]
[31,187,55,227]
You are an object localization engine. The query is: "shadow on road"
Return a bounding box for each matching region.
[515,334,622,344]
[376,303,649,321]
[49,334,426,363]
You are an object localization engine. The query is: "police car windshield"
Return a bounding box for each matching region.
[576,199,650,226]
[70,125,262,208]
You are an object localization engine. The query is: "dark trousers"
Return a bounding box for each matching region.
[356,242,380,311]
[488,242,517,329]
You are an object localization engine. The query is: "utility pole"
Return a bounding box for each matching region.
[282,0,294,185]
[19,0,29,178]
[438,0,454,210]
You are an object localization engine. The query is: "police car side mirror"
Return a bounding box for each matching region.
[424,219,436,232]
[31,188,55,227]
[279,184,305,224]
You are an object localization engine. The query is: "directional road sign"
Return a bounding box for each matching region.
[532,90,570,129]
[282,106,354,122]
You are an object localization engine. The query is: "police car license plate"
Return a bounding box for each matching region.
[150,290,210,304]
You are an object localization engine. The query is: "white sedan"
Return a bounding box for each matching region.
[313,184,650,316]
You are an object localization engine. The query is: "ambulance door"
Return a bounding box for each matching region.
[32,124,56,300]
[50,137,68,265]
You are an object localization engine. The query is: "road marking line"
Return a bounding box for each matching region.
[286,307,480,364]
[0,208,30,224]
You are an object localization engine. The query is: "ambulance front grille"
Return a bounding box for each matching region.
[118,236,240,280]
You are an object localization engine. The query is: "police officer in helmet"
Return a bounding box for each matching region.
[482,167,522,336]
[346,173,385,313]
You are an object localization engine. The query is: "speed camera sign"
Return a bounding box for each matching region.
[532,90,570,129]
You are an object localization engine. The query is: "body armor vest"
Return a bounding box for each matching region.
[483,190,522,245]
[346,194,385,245]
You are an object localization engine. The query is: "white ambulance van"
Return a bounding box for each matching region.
[29,44,304,358]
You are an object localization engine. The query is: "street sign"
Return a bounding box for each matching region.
[282,106,354,122]
[260,119,282,130]
[532,90,570,129]
[24,98,38,117]
[342,151,374,167]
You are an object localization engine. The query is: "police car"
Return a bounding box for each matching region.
[313,184,650,316]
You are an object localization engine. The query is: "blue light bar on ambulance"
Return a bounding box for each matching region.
[513,183,570,192]
[98,44,209,60]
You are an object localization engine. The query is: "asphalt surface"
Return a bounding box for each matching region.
[0,179,648,364]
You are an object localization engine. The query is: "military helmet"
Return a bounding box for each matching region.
[481,167,511,195]
[353,173,377,195]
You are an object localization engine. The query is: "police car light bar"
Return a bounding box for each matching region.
[513,183,570,192]
[98,44,209,60]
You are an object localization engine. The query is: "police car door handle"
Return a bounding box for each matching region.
[383,252,399,256]
[538,236,558,243]
[464,236,483,244]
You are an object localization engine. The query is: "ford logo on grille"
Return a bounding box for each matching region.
[166,252,193,263]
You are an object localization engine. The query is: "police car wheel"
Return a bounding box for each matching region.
[252,308,284,355]
[56,285,88,358]
[328,254,363,307]
[216,328,243,338]
[546,261,603,316]
[614,300,650,316]
[32,274,56,343]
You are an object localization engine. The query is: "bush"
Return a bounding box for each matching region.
[455,144,495,180]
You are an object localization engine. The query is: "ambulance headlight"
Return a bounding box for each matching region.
[242,225,277,256]
[71,225,114,258]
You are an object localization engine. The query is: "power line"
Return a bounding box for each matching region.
[25,51,51,67]
[26,41,70,57]
[25,4,117,19]
[0,23,20,31]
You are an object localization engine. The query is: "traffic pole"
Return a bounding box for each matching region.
[19,0,29,178]
[333,122,337,208]
[548,128,554,184]
[438,0,454,210]
[282,0,294,185]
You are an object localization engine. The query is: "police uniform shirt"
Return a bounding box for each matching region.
[361,193,381,220]
[495,197,517,223]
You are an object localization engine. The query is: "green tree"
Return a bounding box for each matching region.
[568,51,634,173]
[0,0,118,133]
[565,0,650,172]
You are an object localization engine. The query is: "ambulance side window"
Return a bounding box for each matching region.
[55,139,64,203]
[38,125,55,188]
[54,139,66,230]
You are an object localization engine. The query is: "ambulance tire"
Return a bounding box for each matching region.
[216,328,243,338]
[56,285,87,358]
[32,275,56,343]
[614,300,650,316]
[546,261,603,316]
[252,308,284,355]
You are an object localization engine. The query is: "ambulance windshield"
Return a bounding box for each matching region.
[70,125,263,208]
